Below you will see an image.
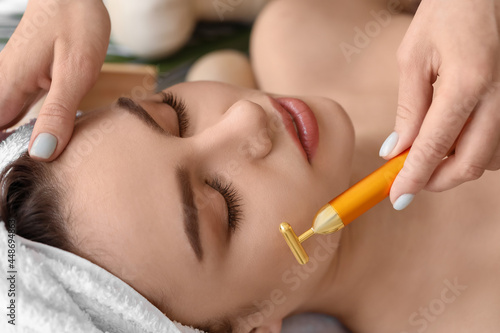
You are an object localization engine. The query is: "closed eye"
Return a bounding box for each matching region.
[161,91,190,137]
[208,176,243,236]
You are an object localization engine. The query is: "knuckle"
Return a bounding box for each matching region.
[40,102,72,124]
[426,183,448,193]
[445,105,470,127]
[77,54,98,72]
[474,52,496,78]
[79,61,100,86]
[441,88,474,113]
[459,162,485,181]
[68,56,93,74]
[396,103,415,122]
[60,53,99,81]
[461,78,484,98]
[397,165,428,188]
[454,72,491,100]
[396,40,425,74]
[396,52,414,73]
[417,133,452,161]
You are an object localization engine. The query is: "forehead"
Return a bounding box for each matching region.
[55,106,199,293]
[59,105,179,230]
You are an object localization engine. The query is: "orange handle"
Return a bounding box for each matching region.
[330,148,410,225]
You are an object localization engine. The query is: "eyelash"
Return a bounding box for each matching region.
[161,92,242,232]
[208,177,242,233]
[161,92,189,137]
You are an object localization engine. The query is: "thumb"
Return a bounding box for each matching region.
[28,69,89,161]
[379,62,434,159]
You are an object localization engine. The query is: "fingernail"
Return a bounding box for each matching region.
[379,131,399,157]
[30,133,57,159]
[393,193,415,211]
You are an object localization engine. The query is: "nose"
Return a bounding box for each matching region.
[198,100,273,162]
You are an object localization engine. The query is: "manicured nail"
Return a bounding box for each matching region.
[30,133,57,159]
[379,131,399,157]
[393,193,415,211]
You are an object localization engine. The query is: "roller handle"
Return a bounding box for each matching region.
[330,148,410,225]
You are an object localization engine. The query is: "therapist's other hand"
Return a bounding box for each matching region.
[0,0,110,161]
[379,0,500,210]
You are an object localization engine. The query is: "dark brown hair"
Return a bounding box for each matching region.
[0,151,242,333]
[0,152,75,253]
[0,138,250,333]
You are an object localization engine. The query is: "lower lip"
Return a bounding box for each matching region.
[274,97,319,163]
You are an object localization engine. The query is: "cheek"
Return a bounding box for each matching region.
[240,190,311,273]
[231,207,340,314]
[305,97,355,193]
[235,164,324,260]
[240,176,342,281]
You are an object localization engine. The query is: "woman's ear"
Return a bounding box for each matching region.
[252,320,282,333]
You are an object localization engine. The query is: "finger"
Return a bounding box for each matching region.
[0,88,33,129]
[0,64,44,129]
[379,51,434,159]
[0,49,51,129]
[28,60,93,161]
[389,80,477,203]
[425,98,500,191]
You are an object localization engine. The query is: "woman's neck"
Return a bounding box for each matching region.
[294,137,403,319]
[299,216,389,318]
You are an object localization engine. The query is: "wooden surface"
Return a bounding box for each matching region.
[79,63,158,111]
[10,63,158,129]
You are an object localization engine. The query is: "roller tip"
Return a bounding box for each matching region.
[279,222,309,265]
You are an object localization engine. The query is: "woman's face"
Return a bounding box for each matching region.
[56,81,354,330]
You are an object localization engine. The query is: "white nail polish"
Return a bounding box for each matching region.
[30,133,57,159]
[393,193,415,211]
[379,131,399,157]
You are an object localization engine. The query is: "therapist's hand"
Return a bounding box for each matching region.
[0,0,110,161]
[379,0,500,210]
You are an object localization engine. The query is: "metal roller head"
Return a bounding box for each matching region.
[279,222,311,265]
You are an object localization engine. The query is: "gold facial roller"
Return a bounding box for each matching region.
[280,148,410,265]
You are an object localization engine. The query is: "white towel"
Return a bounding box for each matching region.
[0,123,201,333]
[0,221,204,333]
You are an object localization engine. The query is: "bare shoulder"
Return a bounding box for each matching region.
[251,0,412,98]
[250,0,363,92]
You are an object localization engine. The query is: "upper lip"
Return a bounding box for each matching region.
[268,96,312,162]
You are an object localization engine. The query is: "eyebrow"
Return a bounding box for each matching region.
[116,97,202,260]
[176,165,203,261]
[116,97,170,135]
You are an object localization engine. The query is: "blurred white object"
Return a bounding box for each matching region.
[105,0,269,59]
[106,0,196,59]
[0,0,28,15]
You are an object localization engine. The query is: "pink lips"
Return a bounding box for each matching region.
[270,97,319,163]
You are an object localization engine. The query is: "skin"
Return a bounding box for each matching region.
[54,81,355,331]
[18,0,500,332]
[251,0,500,332]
